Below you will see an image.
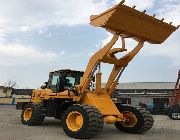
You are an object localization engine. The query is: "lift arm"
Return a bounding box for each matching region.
[77,34,119,93]
[77,34,144,95]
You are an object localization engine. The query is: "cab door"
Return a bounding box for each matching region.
[49,74,60,93]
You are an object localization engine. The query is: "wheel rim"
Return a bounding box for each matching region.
[23,108,32,121]
[121,111,137,127]
[66,111,84,131]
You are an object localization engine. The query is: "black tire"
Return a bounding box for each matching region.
[168,110,174,120]
[168,105,180,120]
[114,105,154,133]
[62,104,104,139]
[21,103,45,126]
[168,112,180,120]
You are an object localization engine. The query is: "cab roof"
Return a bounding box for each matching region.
[50,69,84,74]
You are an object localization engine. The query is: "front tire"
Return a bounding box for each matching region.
[114,105,154,133]
[62,104,104,139]
[21,103,45,125]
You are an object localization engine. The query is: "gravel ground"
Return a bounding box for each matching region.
[0,105,180,140]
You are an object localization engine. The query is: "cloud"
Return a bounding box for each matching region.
[0,0,110,66]
[60,51,65,55]
[143,0,180,65]
[116,0,155,10]
[0,29,8,42]
[143,30,180,65]
[20,26,31,32]
[0,43,57,65]
[0,0,109,33]
[156,0,180,26]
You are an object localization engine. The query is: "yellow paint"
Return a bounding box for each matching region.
[104,116,117,124]
[81,91,123,118]
[96,72,102,92]
[23,108,32,121]
[66,111,83,131]
[31,89,79,103]
[120,111,137,127]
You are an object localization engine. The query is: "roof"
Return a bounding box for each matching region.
[0,86,13,90]
[12,89,33,95]
[115,82,176,90]
[51,69,84,74]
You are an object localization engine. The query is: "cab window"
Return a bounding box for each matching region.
[66,76,75,87]
[51,75,59,86]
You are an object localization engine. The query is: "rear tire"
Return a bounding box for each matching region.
[21,103,45,126]
[114,105,154,133]
[62,104,104,139]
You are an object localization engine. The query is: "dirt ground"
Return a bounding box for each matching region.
[0,105,180,140]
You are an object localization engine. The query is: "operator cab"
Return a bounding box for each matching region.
[46,69,84,93]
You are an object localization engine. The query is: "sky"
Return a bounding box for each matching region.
[0,0,180,89]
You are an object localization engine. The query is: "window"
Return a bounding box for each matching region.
[120,98,131,104]
[51,75,59,86]
[66,77,75,87]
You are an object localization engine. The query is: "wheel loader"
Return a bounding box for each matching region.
[16,1,179,139]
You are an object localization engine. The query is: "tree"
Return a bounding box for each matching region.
[3,80,18,88]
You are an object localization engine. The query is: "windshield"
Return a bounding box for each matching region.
[49,71,84,92]
[66,76,75,87]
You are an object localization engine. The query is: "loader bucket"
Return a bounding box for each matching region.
[90,1,179,44]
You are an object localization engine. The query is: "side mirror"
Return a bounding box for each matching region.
[44,82,48,86]
[41,82,48,89]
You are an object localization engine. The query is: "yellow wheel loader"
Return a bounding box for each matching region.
[16,1,179,139]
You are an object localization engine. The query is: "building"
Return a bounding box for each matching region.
[0,86,13,104]
[0,86,31,104]
[114,82,175,114]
